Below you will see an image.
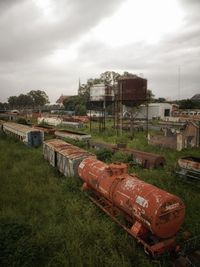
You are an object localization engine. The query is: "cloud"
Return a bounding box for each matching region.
[0,0,199,102]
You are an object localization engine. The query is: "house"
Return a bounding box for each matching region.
[148,121,200,151]
[56,94,72,107]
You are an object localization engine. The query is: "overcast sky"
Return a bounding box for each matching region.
[0,0,199,102]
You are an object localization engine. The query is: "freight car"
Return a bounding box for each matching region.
[89,140,165,169]
[175,156,200,185]
[78,158,185,257]
[3,122,44,147]
[43,139,95,177]
[43,139,185,257]
[55,129,91,142]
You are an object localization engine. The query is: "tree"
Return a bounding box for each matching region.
[8,96,18,109]
[28,90,49,108]
[178,99,200,109]
[63,95,87,115]
[100,71,120,85]
[154,97,166,103]
[147,90,155,102]
[0,102,8,110]
[17,94,34,109]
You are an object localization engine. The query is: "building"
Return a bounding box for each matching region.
[124,103,172,120]
[56,94,72,107]
[148,121,200,151]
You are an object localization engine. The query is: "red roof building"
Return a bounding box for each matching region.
[56,94,72,106]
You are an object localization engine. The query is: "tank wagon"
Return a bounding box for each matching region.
[3,122,44,147]
[43,139,185,256]
[89,140,165,169]
[43,139,95,177]
[78,158,185,256]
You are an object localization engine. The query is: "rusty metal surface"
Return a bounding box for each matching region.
[78,158,185,239]
[62,116,89,123]
[3,122,40,134]
[33,125,55,134]
[116,147,165,169]
[89,140,165,169]
[178,157,200,172]
[55,130,91,141]
[116,76,147,104]
[43,139,95,177]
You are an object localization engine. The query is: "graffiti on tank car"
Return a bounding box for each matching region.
[155,195,162,204]
[165,202,180,211]
[79,162,85,169]
[136,196,148,208]
[123,179,137,190]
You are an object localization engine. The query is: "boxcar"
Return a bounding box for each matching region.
[43,139,95,177]
[3,122,44,147]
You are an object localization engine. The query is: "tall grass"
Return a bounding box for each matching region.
[0,133,158,267]
[1,122,199,267]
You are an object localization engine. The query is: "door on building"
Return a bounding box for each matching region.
[164,109,170,117]
[186,136,194,147]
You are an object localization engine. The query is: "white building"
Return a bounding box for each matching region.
[124,103,172,120]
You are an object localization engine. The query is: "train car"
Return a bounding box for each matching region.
[42,139,185,256]
[78,158,185,257]
[55,129,91,142]
[175,156,200,185]
[33,125,55,135]
[0,120,5,130]
[3,122,44,147]
[89,140,165,169]
[43,139,95,177]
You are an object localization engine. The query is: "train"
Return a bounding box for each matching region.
[43,138,185,257]
[1,125,198,263]
[175,156,200,186]
[2,122,44,147]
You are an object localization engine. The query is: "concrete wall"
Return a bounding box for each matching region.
[124,103,172,120]
[148,134,177,150]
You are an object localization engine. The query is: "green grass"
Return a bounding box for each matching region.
[0,122,200,267]
[0,133,159,267]
[61,122,200,239]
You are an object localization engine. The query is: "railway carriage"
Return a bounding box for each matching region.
[3,122,44,147]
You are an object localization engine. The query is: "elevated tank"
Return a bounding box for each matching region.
[78,158,185,239]
[116,76,147,105]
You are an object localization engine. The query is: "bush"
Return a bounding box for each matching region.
[16,118,29,125]
[111,151,130,163]
[96,148,113,162]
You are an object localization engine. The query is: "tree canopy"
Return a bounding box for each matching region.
[63,95,87,115]
[7,90,49,109]
[178,99,200,109]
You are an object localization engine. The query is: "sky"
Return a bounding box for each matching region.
[0,0,199,103]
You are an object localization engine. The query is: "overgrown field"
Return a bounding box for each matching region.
[0,127,199,267]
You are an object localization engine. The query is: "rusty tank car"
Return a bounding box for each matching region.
[78,157,185,256]
[175,156,200,185]
[89,140,165,169]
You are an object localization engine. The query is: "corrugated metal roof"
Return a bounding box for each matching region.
[44,139,95,160]
[3,122,41,134]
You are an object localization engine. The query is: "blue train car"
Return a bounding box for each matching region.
[3,122,44,147]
